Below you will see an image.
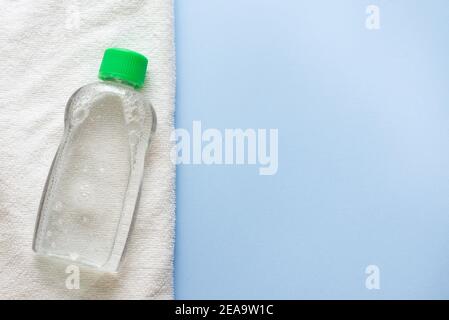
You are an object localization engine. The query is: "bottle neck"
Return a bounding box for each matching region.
[101,77,138,89]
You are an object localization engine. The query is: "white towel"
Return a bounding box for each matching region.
[0,0,175,299]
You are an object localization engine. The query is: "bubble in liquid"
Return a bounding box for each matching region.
[69,252,79,261]
[99,167,105,173]
[53,201,63,212]
[80,184,90,199]
[128,130,140,146]
[73,108,88,124]
[124,99,145,125]
[74,182,91,202]
[127,120,142,133]
[77,192,90,202]
[51,242,56,249]
[131,108,140,119]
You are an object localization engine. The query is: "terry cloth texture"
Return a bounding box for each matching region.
[0,0,175,299]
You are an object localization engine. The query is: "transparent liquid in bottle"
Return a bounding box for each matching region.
[33,80,156,272]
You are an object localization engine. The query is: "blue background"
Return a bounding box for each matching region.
[174,0,449,299]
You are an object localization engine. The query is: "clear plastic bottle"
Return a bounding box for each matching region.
[33,48,156,272]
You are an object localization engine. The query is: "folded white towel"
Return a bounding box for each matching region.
[0,0,175,299]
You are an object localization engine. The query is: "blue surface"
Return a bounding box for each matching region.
[174,0,449,299]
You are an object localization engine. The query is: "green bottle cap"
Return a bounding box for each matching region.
[98,48,148,89]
